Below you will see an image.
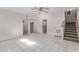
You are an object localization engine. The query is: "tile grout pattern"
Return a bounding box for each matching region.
[0,33,79,52]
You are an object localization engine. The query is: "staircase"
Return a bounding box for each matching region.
[64,22,79,42]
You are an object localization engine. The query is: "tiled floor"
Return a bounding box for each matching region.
[0,33,79,52]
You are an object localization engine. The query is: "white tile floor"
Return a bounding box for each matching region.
[0,33,79,52]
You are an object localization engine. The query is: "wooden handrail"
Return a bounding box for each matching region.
[75,17,79,39]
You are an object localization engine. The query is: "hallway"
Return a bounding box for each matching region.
[0,33,79,52]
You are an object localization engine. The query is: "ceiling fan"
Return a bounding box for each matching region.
[32,7,49,13]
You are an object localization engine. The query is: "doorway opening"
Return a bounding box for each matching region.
[23,19,28,35]
[30,21,34,33]
[42,19,47,34]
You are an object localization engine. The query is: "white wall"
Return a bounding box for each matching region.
[48,8,65,36]
[0,8,24,41]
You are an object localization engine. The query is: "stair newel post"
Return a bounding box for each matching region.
[63,12,66,39]
[76,10,79,40]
